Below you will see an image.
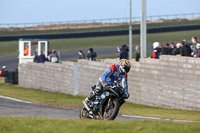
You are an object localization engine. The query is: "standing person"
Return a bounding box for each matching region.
[157,43,162,54]
[47,49,52,61]
[175,43,181,55]
[87,48,97,61]
[38,51,46,64]
[119,44,129,60]
[135,45,140,62]
[117,47,120,59]
[196,43,200,58]
[152,42,160,59]
[191,36,200,57]
[117,47,120,53]
[180,41,192,57]
[169,43,176,55]
[24,45,29,56]
[50,50,59,63]
[161,43,170,55]
[33,52,38,63]
[0,66,8,77]
[78,50,85,59]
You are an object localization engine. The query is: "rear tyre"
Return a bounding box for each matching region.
[103,99,120,120]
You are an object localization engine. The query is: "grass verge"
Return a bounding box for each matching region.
[0,117,200,133]
[0,84,200,121]
[0,30,200,56]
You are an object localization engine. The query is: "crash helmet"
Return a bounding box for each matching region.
[119,59,131,74]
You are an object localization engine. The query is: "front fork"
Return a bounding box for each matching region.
[99,98,113,119]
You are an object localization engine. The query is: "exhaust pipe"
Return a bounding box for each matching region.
[82,101,90,111]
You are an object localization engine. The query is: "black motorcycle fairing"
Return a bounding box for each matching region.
[91,85,96,91]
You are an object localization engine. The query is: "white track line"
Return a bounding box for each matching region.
[121,115,197,123]
[0,95,32,104]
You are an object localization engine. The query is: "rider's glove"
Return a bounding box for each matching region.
[122,91,129,99]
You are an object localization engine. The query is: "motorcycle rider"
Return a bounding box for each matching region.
[84,59,131,106]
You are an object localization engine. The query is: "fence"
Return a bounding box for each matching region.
[0,13,200,31]
[19,56,200,111]
[1,24,200,41]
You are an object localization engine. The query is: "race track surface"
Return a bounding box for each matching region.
[0,96,133,120]
[0,96,195,122]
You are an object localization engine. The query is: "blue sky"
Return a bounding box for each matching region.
[1,0,200,23]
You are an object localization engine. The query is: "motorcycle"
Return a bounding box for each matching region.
[79,81,126,120]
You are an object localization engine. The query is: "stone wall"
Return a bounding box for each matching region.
[19,62,75,94]
[19,55,200,111]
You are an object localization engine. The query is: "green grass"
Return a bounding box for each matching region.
[0,19,199,36]
[0,84,84,106]
[0,117,200,133]
[0,30,200,56]
[0,84,200,121]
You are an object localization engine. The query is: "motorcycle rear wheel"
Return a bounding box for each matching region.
[103,99,120,120]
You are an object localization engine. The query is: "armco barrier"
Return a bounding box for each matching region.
[1,24,200,41]
[19,56,200,111]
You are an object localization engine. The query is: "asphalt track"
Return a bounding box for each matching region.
[0,95,195,122]
[0,45,153,71]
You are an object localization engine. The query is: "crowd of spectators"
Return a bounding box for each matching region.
[152,36,200,59]
[25,36,200,64]
[32,50,60,64]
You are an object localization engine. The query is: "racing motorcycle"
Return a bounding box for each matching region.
[79,81,126,120]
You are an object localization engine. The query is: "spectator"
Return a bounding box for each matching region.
[50,50,59,63]
[169,42,176,55]
[47,49,52,61]
[87,48,97,61]
[135,45,140,62]
[0,66,8,77]
[117,47,120,59]
[33,52,38,63]
[117,47,120,53]
[157,43,162,54]
[120,44,129,52]
[24,45,29,56]
[119,44,129,60]
[152,42,160,59]
[161,43,170,55]
[175,43,181,55]
[180,41,192,57]
[196,43,200,58]
[38,51,46,64]
[191,36,200,57]
[78,50,85,59]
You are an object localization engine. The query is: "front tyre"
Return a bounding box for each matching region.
[79,107,88,119]
[103,99,120,120]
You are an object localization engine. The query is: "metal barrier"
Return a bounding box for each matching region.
[0,24,200,41]
[0,12,199,30]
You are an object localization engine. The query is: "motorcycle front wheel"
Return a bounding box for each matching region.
[79,107,88,119]
[103,99,120,120]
